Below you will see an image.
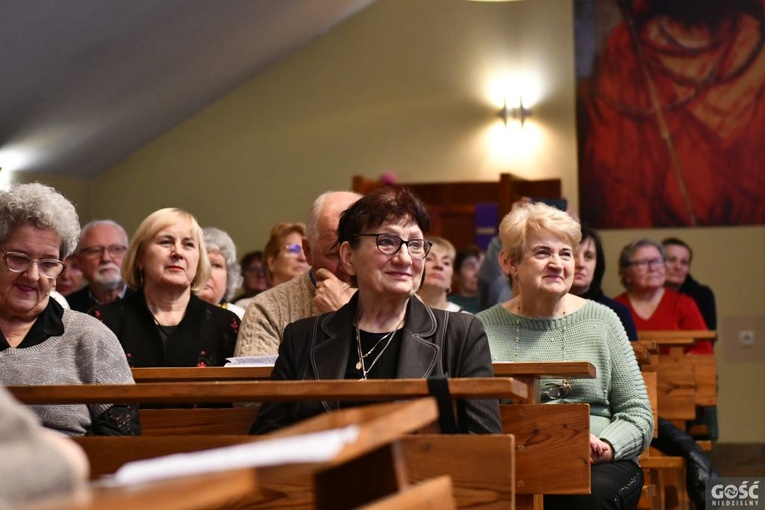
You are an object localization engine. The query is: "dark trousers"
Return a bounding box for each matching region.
[544,459,644,510]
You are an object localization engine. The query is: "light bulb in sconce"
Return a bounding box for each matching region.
[498,97,532,128]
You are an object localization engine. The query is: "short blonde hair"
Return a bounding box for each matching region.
[499,202,581,263]
[426,236,456,263]
[122,208,210,292]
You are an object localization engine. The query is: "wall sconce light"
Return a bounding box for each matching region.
[499,96,532,128]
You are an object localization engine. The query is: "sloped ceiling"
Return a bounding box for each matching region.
[0,0,375,178]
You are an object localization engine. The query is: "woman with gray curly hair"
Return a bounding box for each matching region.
[197,227,245,319]
[0,182,139,436]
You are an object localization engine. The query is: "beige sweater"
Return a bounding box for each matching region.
[235,272,319,356]
[0,387,76,508]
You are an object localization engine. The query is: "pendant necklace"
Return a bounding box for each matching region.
[516,302,570,396]
[355,316,405,380]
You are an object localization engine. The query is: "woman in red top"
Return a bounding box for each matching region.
[614,239,711,354]
[614,238,719,506]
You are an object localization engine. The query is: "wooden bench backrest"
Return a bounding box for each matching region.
[7,378,528,405]
[130,363,595,435]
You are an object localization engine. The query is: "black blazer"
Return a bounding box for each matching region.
[251,293,501,434]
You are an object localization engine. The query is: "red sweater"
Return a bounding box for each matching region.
[615,289,713,354]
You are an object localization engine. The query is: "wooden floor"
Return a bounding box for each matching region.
[712,443,765,477]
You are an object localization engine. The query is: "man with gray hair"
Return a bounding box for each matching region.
[235,191,361,356]
[66,220,133,313]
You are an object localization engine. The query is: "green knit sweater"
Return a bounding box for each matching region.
[477,301,653,462]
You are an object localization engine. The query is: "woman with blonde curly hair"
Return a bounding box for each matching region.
[477,202,652,510]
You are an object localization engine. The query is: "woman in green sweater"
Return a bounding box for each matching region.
[476,202,653,510]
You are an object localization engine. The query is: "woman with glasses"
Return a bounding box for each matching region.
[0,183,139,436]
[476,202,652,510]
[615,239,719,507]
[614,239,710,354]
[263,222,310,287]
[90,208,239,367]
[251,187,500,434]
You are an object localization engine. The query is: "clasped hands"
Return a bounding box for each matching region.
[589,434,613,464]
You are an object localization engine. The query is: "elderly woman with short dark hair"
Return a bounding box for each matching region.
[251,187,500,435]
[0,183,139,436]
[614,238,710,353]
[477,202,652,510]
[91,208,239,367]
[197,227,245,319]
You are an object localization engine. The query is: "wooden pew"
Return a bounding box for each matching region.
[358,475,455,510]
[11,381,522,509]
[130,362,595,508]
[636,331,718,434]
[638,371,687,510]
[23,468,259,510]
[26,399,463,510]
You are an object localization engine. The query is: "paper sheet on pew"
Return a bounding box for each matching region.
[110,425,359,486]
[224,355,277,367]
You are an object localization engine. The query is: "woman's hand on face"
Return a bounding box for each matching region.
[313,268,355,314]
[589,434,614,464]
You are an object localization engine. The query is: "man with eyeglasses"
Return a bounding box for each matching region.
[235,191,361,357]
[66,220,134,313]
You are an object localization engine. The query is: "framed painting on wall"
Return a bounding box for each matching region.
[575,0,765,228]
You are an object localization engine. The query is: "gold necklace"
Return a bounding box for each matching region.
[354,316,405,380]
[515,303,571,398]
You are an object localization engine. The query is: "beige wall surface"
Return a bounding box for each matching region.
[88,0,578,250]
[11,0,764,442]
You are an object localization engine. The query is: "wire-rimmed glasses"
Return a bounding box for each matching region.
[0,249,66,279]
[353,233,432,259]
[78,245,127,260]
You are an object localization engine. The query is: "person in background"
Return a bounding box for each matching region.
[615,238,719,507]
[477,202,652,510]
[197,227,245,319]
[0,387,89,508]
[91,208,239,367]
[66,220,133,313]
[233,250,268,309]
[251,187,500,434]
[571,226,637,340]
[263,222,310,288]
[0,183,139,436]
[478,235,512,312]
[55,255,85,296]
[235,191,361,357]
[662,237,717,330]
[614,239,711,353]
[449,245,483,313]
[417,236,464,312]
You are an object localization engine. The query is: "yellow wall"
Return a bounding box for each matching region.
[15,0,765,441]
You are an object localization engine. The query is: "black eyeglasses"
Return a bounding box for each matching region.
[353,233,432,259]
[78,245,127,260]
[0,249,66,279]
